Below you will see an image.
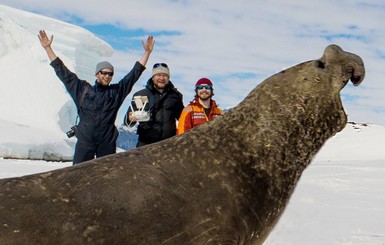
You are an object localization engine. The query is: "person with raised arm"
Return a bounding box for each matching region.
[38,30,154,164]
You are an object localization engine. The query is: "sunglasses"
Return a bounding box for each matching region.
[196,85,212,90]
[153,63,168,68]
[99,71,114,76]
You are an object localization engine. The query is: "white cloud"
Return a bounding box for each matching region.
[1,1,385,125]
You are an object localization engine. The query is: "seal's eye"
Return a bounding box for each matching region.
[315,60,325,69]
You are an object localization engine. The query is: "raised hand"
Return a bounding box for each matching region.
[142,36,155,53]
[139,36,155,67]
[38,30,57,61]
[38,30,53,49]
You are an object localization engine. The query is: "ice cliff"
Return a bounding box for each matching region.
[0,4,114,161]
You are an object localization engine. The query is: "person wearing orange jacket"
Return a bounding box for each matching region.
[177,78,223,135]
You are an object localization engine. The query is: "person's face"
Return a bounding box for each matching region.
[196,84,212,101]
[96,69,114,86]
[152,73,169,90]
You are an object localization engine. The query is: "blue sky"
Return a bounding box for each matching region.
[1,0,385,125]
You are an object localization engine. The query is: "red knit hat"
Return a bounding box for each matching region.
[195,78,213,87]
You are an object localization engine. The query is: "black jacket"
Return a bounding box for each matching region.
[125,78,184,145]
[51,57,146,146]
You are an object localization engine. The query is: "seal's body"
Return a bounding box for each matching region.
[0,45,365,245]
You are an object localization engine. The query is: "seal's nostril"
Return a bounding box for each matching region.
[316,61,325,69]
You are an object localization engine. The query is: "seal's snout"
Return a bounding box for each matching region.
[346,59,365,86]
[323,44,365,87]
[351,73,363,86]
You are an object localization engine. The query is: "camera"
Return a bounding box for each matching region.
[66,126,76,138]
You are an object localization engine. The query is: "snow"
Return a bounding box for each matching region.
[265,123,385,245]
[1,5,384,244]
[0,5,113,161]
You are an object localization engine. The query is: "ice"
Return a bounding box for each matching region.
[0,5,113,160]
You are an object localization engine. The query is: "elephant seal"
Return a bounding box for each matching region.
[0,44,364,244]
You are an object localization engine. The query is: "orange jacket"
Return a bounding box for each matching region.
[177,99,223,135]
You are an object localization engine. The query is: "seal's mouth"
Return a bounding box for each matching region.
[347,64,365,87]
[350,74,363,86]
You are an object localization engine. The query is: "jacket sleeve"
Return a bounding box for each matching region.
[175,90,184,120]
[177,106,193,135]
[50,57,89,108]
[123,97,138,127]
[116,61,146,106]
[215,107,224,116]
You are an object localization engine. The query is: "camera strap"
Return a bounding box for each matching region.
[75,85,91,124]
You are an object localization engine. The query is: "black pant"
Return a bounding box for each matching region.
[73,141,116,164]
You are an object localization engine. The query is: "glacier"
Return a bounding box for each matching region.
[0,4,114,161]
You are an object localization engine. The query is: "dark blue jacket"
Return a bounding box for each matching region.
[125,78,184,146]
[50,57,146,146]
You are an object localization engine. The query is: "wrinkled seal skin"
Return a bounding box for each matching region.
[0,45,364,245]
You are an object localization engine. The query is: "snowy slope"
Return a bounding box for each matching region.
[266,123,385,245]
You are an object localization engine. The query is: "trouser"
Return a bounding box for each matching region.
[136,140,148,147]
[73,141,116,165]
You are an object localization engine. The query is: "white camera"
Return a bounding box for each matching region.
[131,96,150,122]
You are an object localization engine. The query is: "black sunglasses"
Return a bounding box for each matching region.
[196,85,212,90]
[99,71,114,76]
[153,63,168,68]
